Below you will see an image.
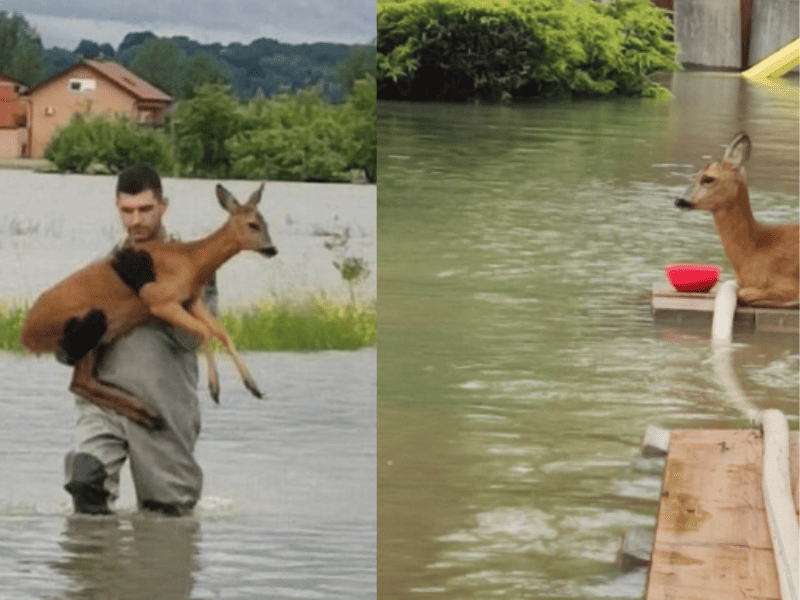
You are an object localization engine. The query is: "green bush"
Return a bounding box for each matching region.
[45,114,172,173]
[167,84,243,178]
[44,83,376,183]
[227,91,350,182]
[377,0,679,101]
[227,80,376,182]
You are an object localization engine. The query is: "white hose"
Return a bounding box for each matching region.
[754,410,799,600]
[711,279,739,345]
[709,279,799,600]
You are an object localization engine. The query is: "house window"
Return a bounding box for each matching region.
[69,78,96,92]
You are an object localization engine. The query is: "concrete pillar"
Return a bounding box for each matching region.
[747,0,799,67]
[674,0,742,68]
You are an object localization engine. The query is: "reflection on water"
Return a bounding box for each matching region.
[378,72,798,599]
[54,515,200,599]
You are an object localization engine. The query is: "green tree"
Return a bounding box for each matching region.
[169,85,243,177]
[342,76,376,182]
[129,37,184,97]
[130,38,236,100]
[334,43,377,96]
[0,11,47,85]
[178,52,232,99]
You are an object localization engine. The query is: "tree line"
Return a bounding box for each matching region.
[0,11,376,102]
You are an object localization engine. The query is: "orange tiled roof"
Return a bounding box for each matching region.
[82,59,172,103]
[26,59,172,103]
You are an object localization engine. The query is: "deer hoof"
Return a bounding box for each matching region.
[245,379,263,399]
[209,382,220,404]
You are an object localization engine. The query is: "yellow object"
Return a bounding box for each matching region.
[742,38,800,79]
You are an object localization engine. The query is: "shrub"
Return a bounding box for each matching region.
[167,84,243,178]
[228,89,355,182]
[45,114,172,173]
[377,0,679,101]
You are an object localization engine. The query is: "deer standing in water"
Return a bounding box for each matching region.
[21,183,277,430]
[675,132,799,308]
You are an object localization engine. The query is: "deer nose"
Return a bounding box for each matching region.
[260,246,277,257]
[675,198,692,209]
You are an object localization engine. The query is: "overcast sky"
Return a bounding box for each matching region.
[8,1,376,51]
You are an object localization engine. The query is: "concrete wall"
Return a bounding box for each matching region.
[674,0,742,68]
[747,0,799,66]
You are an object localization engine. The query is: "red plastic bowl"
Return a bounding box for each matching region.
[664,264,722,293]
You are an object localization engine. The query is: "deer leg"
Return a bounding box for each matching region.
[147,301,211,344]
[204,347,220,404]
[187,297,263,399]
[70,349,165,430]
[738,286,799,308]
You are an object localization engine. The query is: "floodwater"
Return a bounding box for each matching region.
[0,173,376,307]
[0,176,376,598]
[0,349,375,599]
[378,72,799,599]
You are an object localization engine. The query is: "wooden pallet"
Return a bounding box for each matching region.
[651,283,799,334]
[645,429,799,600]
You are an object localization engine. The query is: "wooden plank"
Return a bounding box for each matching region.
[646,430,781,600]
[651,283,798,334]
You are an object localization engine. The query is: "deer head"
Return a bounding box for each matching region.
[676,132,751,213]
[216,183,277,257]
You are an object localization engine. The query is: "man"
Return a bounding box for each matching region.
[63,163,216,516]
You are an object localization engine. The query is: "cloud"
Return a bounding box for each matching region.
[8,1,375,49]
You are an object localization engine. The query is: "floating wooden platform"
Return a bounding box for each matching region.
[651,283,799,334]
[645,429,799,600]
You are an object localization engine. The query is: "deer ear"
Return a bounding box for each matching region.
[722,132,751,168]
[216,184,241,212]
[245,183,265,207]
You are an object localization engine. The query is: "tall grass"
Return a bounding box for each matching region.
[0,304,26,350]
[0,298,376,353]
[219,298,376,350]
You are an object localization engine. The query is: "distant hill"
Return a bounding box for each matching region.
[44,32,375,101]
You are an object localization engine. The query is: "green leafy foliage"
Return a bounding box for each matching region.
[44,83,376,183]
[168,84,242,178]
[377,0,679,101]
[0,11,48,86]
[45,114,172,174]
[226,78,377,182]
[334,43,377,95]
[128,38,232,100]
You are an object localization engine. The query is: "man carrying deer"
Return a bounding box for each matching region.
[51,164,213,516]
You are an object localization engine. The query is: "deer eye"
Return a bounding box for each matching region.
[248,222,260,231]
[701,175,716,185]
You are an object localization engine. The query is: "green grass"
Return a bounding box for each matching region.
[0,298,376,353]
[0,303,26,350]
[219,298,376,350]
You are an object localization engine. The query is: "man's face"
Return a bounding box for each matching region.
[116,189,167,243]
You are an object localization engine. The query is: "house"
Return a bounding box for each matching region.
[24,59,172,158]
[0,74,28,158]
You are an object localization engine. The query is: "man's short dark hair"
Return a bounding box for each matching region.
[116,163,164,202]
